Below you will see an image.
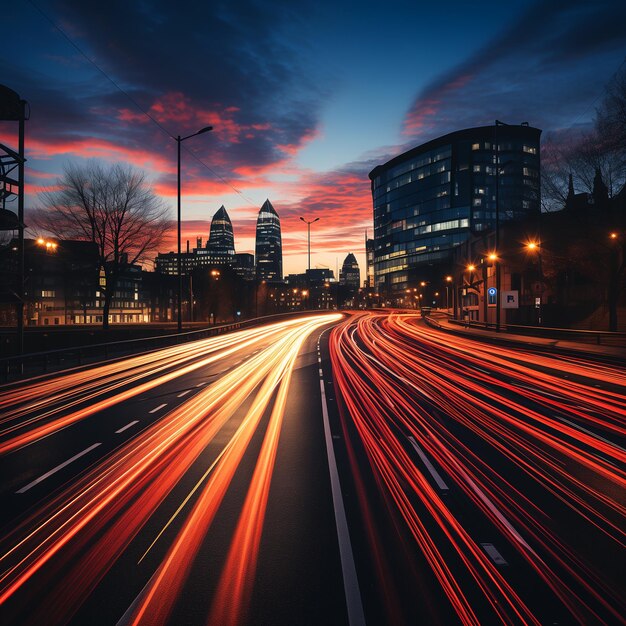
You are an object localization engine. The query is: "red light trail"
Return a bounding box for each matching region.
[329,312,625,625]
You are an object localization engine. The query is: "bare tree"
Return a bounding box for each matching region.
[36,161,170,329]
[596,64,626,170]
[542,66,626,211]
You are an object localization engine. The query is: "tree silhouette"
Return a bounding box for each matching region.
[36,161,169,329]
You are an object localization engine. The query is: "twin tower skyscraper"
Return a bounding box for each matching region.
[207,199,282,280]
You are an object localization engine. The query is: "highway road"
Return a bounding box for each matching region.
[0,311,624,625]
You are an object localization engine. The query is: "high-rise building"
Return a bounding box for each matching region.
[369,124,541,295]
[339,253,360,290]
[365,234,375,289]
[206,205,235,265]
[233,252,255,281]
[255,199,282,280]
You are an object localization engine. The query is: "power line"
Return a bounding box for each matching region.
[26,0,260,207]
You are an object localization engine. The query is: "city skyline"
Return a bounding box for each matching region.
[1,1,625,275]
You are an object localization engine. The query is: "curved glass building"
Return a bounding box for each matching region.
[369,124,541,295]
[255,199,282,280]
[206,205,235,264]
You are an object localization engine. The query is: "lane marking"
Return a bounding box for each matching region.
[320,377,366,626]
[481,543,508,566]
[177,389,191,398]
[408,436,449,491]
[195,382,207,387]
[16,443,102,494]
[472,366,491,374]
[514,383,563,399]
[115,420,139,434]
[148,403,167,414]
[557,417,625,452]
[319,368,324,376]
[461,469,536,555]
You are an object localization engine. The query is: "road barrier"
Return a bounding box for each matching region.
[0,312,324,383]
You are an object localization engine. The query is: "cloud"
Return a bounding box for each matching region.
[403,0,626,140]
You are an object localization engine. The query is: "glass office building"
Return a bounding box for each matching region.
[255,199,283,280]
[205,205,236,265]
[369,124,541,295]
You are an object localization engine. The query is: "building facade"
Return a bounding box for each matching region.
[339,253,361,290]
[205,205,236,265]
[255,199,282,280]
[369,124,541,296]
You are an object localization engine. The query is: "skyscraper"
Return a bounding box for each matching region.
[340,253,360,290]
[255,199,282,280]
[206,205,235,265]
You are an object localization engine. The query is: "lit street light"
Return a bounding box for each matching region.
[445,275,452,312]
[176,125,213,332]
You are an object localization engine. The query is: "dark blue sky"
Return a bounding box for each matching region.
[2,0,625,272]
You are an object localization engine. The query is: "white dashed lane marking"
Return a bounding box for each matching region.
[148,403,167,414]
[16,443,102,494]
[115,420,139,434]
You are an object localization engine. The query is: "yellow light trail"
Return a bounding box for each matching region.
[0,314,341,625]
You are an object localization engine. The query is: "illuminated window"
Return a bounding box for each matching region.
[472,143,480,150]
[523,145,537,154]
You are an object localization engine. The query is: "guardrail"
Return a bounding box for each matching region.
[443,317,626,346]
[0,311,326,383]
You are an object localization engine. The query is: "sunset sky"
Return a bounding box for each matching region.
[2,0,625,275]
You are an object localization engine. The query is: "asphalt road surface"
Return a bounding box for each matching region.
[1,311,624,625]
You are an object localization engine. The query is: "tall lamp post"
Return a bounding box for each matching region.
[176,125,213,332]
[300,216,319,271]
[445,275,452,312]
[493,120,528,332]
[493,120,507,332]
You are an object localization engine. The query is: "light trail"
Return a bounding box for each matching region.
[0,314,341,625]
[329,311,626,625]
[0,318,318,453]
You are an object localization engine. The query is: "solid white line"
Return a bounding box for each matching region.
[16,443,102,494]
[320,378,366,626]
[481,543,508,566]
[408,436,449,491]
[115,420,139,434]
[177,389,191,398]
[148,403,167,414]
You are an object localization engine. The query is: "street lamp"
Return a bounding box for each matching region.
[445,275,452,311]
[176,125,213,332]
[300,216,319,271]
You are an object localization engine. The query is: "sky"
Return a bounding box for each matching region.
[1,0,625,276]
